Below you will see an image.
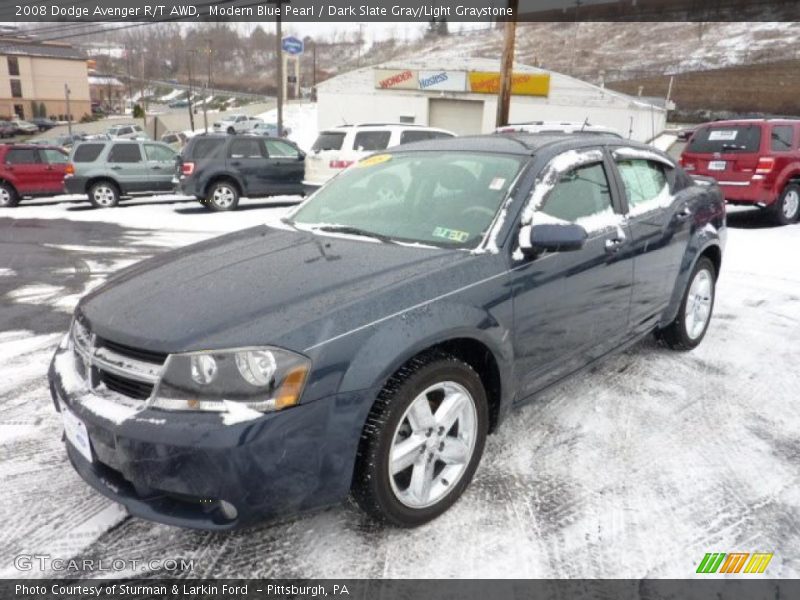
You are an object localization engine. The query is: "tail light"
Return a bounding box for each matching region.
[755,157,775,175]
[65,163,74,175]
[679,156,695,171]
[329,159,354,169]
[181,161,195,176]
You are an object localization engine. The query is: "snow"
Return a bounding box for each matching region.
[0,196,799,578]
[613,146,676,167]
[256,103,319,152]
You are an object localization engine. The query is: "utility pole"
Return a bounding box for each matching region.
[206,39,213,91]
[276,12,283,138]
[140,52,147,126]
[496,0,519,128]
[64,84,72,136]
[311,40,317,102]
[125,45,134,115]
[186,51,195,132]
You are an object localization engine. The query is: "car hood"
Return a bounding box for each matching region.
[78,225,478,354]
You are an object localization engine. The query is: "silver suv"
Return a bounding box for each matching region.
[107,123,149,140]
[64,140,178,208]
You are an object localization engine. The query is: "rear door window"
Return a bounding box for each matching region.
[353,131,391,151]
[771,125,794,151]
[312,131,346,152]
[5,148,39,164]
[399,130,454,144]
[228,138,265,158]
[615,159,670,211]
[73,143,105,162]
[687,125,762,153]
[540,161,614,224]
[108,143,142,163]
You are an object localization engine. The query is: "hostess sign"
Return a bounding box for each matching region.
[374,68,549,96]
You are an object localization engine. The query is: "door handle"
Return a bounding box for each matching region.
[230,161,241,166]
[110,166,122,170]
[675,205,693,222]
[604,226,627,254]
[151,166,161,170]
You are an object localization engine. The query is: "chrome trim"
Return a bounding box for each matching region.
[717,181,750,187]
[73,342,162,385]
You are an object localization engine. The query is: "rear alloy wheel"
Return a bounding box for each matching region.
[658,257,716,351]
[88,181,119,208]
[772,184,800,225]
[206,181,239,211]
[353,354,488,526]
[0,182,20,207]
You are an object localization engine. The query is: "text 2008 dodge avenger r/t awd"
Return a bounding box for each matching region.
[49,134,725,530]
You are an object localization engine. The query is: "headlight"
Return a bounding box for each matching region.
[152,346,310,413]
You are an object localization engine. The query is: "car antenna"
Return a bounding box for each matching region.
[580,117,589,132]
[628,116,634,139]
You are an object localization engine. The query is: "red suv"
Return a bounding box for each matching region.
[0,143,70,207]
[679,119,800,225]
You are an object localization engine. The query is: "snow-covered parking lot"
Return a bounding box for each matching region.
[1,195,798,579]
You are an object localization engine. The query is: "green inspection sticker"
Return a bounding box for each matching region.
[432,227,470,243]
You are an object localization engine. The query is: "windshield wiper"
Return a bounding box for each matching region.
[314,225,396,244]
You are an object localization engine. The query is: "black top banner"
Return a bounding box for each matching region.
[1,0,799,23]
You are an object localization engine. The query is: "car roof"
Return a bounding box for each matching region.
[701,118,800,127]
[322,123,452,132]
[388,132,648,156]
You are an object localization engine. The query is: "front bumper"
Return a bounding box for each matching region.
[48,340,369,530]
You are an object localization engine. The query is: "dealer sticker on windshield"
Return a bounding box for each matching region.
[357,154,392,168]
[433,227,470,243]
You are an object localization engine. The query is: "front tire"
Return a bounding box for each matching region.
[658,257,716,351]
[0,182,20,207]
[771,184,800,225]
[353,354,488,527]
[88,181,120,208]
[205,181,239,211]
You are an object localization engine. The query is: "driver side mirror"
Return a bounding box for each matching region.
[520,223,588,255]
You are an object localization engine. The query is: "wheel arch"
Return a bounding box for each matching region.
[660,238,723,328]
[85,176,120,195]
[204,174,243,198]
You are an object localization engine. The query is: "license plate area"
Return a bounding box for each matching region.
[61,401,93,464]
[708,160,727,171]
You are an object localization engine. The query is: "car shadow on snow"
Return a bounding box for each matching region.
[725,207,782,230]
[173,200,301,215]
[64,196,197,212]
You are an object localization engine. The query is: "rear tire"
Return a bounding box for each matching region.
[658,257,716,351]
[772,184,800,225]
[0,182,20,207]
[88,181,119,208]
[352,353,488,527]
[205,180,239,211]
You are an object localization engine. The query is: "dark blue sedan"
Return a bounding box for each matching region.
[49,134,725,529]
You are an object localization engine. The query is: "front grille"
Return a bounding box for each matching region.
[97,337,168,365]
[99,370,154,400]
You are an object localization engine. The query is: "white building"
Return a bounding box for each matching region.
[316,58,666,142]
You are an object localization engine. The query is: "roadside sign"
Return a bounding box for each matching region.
[282,36,304,56]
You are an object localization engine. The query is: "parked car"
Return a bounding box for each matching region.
[246,121,291,138]
[64,139,178,208]
[0,122,16,139]
[53,133,88,150]
[107,123,149,140]
[175,134,305,211]
[9,119,38,135]
[0,143,70,207]
[31,117,58,132]
[494,121,623,138]
[168,99,190,109]
[212,114,263,135]
[305,123,455,187]
[679,118,800,224]
[49,133,725,529]
[161,130,188,151]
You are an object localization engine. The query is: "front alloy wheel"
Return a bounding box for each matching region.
[658,256,716,351]
[353,354,488,526]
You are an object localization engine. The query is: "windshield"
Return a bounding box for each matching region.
[289,151,525,249]
[687,124,762,153]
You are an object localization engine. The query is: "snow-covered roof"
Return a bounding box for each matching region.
[88,75,123,87]
[318,57,664,112]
